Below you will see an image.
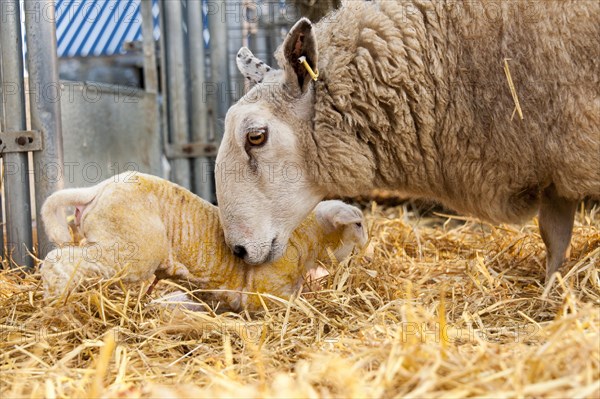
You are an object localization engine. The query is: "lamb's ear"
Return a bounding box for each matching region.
[280,17,318,95]
[316,201,363,233]
[236,47,272,86]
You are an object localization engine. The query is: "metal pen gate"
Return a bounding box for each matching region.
[0,0,293,268]
[1,0,63,268]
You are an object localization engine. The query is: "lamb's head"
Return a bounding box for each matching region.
[216,18,326,265]
[314,200,368,261]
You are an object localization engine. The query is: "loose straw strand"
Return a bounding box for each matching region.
[504,58,524,120]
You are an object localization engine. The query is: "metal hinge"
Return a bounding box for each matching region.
[165,142,218,159]
[0,130,43,154]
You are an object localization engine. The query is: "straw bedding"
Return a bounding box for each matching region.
[1,203,598,398]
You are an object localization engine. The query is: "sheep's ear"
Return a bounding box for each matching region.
[331,207,363,230]
[236,47,272,86]
[316,201,363,233]
[280,17,318,95]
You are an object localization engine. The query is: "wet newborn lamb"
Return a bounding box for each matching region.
[40,173,367,311]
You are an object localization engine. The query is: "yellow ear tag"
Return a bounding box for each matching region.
[298,56,319,81]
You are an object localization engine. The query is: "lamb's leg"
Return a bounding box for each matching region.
[145,259,183,297]
[303,266,330,292]
[155,253,194,281]
[538,185,578,283]
[145,276,160,296]
[41,246,114,298]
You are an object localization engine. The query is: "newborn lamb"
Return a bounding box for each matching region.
[40,173,367,311]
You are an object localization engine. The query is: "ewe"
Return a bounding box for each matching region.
[40,173,367,311]
[215,1,599,282]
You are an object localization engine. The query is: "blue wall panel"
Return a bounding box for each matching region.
[55,0,160,57]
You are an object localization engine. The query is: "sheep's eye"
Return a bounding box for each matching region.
[247,129,267,147]
[355,222,362,228]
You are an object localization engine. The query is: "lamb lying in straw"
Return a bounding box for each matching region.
[40,173,367,311]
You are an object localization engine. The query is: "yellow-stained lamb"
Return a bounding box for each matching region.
[40,173,367,311]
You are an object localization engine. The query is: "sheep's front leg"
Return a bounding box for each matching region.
[538,185,578,283]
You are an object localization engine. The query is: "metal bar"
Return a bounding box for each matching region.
[162,0,191,189]
[139,0,162,182]
[0,37,5,259]
[0,0,34,268]
[140,0,158,93]
[24,0,65,259]
[187,0,212,201]
[253,2,268,70]
[0,37,4,132]
[157,0,170,176]
[207,0,229,144]
[165,142,218,159]
[1,130,43,153]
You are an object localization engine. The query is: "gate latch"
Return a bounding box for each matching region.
[0,130,43,154]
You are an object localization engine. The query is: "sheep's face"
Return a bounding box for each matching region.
[315,200,369,261]
[216,18,325,265]
[335,216,369,260]
[216,100,322,265]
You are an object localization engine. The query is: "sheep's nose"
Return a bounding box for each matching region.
[233,245,247,259]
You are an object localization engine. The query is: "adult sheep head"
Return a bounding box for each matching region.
[216,18,325,265]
